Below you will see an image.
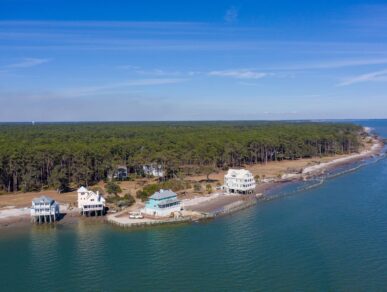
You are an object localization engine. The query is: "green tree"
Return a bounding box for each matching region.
[194,182,202,192]
[0,122,363,193]
[206,184,212,194]
[105,181,122,195]
[48,166,69,193]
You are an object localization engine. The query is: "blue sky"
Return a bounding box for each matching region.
[1,0,387,121]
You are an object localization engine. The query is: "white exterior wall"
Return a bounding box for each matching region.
[143,165,165,177]
[224,169,256,194]
[77,187,106,211]
[141,204,181,217]
[31,202,59,216]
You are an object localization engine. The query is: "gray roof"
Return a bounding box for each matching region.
[150,189,177,200]
[157,198,180,206]
[32,195,55,204]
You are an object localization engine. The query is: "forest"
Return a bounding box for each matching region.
[0,121,363,193]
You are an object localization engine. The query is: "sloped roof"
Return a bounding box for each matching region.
[77,186,88,193]
[32,195,55,204]
[150,189,177,200]
[157,198,180,206]
[225,169,253,179]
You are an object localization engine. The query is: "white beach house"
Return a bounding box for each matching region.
[224,169,256,195]
[77,186,106,216]
[141,189,182,217]
[31,196,60,223]
[143,165,165,177]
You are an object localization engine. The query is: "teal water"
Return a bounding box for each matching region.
[1,120,387,291]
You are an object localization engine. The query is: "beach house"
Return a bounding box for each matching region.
[77,186,106,216]
[143,164,165,177]
[31,196,60,223]
[224,169,256,195]
[108,165,128,180]
[142,189,181,217]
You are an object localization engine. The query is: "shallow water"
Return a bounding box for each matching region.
[1,120,387,291]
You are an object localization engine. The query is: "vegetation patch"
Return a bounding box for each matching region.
[0,122,363,193]
[106,193,135,208]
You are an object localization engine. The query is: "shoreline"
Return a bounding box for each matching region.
[301,137,384,177]
[0,135,384,231]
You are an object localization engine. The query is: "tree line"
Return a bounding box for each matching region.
[0,121,363,193]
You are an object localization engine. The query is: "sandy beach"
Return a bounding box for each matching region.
[0,204,81,229]
[302,138,383,176]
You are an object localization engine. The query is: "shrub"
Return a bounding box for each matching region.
[136,180,192,202]
[194,183,202,192]
[117,193,135,208]
[106,193,135,208]
[105,181,122,195]
[136,190,150,202]
[161,179,191,192]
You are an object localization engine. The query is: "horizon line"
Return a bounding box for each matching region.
[0,118,386,124]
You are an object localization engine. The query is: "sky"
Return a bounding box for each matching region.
[1,0,387,121]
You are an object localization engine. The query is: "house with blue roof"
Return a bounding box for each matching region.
[142,189,182,217]
[31,195,60,223]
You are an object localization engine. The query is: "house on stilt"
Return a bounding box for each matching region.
[224,169,256,195]
[31,196,60,223]
[77,186,106,216]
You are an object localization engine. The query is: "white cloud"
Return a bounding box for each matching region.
[282,58,387,71]
[338,69,387,86]
[117,66,203,77]
[60,78,187,97]
[134,69,183,76]
[6,58,50,68]
[0,78,188,102]
[116,65,140,70]
[224,6,239,23]
[209,69,268,79]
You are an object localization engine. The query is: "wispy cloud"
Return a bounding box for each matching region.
[134,69,183,76]
[116,65,140,70]
[209,69,268,79]
[283,58,387,71]
[117,65,202,77]
[6,58,50,68]
[0,20,205,29]
[2,20,387,54]
[0,78,188,102]
[60,78,187,97]
[340,4,387,29]
[224,6,239,23]
[338,69,387,86]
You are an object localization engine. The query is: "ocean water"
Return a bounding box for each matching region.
[1,120,387,291]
